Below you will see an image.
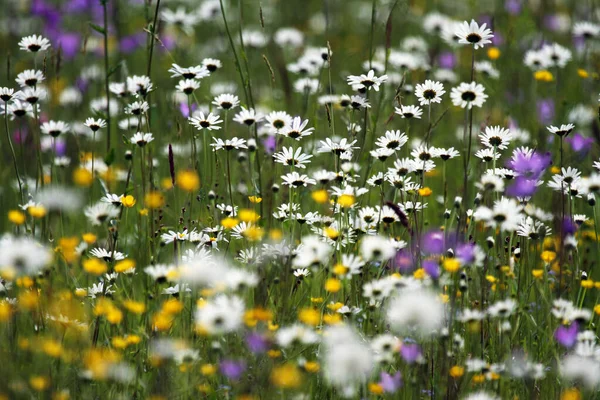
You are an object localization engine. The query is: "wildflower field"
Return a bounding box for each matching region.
[2,0,600,398]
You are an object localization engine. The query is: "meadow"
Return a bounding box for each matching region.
[0,0,599,398]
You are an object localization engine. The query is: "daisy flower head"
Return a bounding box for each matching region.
[233,107,262,126]
[281,172,316,187]
[573,21,600,39]
[346,69,388,92]
[189,112,223,131]
[212,93,240,110]
[450,81,488,109]
[375,130,408,151]
[547,123,575,137]
[202,58,222,72]
[126,75,154,97]
[265,111,293,133]
[318,138,358,155]
[0,87,21,103]
[415,80,445,106]
[480,126,513,150]
[395,105,423,119]
[84,118,107,132]
[84,202,120,226]
[18,35,51,53]
[16,69,45,88]
[131,132,155,146]
[40,120,70,138]
[168,63,210,79]
[455,19,494,49]
[273,147,313,169]
[125,100,149,116]
[541,43,572,68]
[176,79,200,95]
[211,137,248,151]
[473,197,523,232]
[279,116,314,140]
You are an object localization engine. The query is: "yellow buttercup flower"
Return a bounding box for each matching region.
[73,167,93,187]
[8,210,26,225]
[120,195,136,208]
[28,205,47,219]
[176,169,200,192]
[487,47,500,60]
[337,194,355,208]
[270,363,303,389]
[145,191,165,209]
[311,189,328,204]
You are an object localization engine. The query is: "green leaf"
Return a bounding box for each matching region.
[104,148,115,166]
[89,23,106,35]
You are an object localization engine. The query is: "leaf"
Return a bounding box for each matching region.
[107,60,124,78]
[89,23,106,36]
[104,148,115,166]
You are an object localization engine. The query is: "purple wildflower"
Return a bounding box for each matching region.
[219,359,246,381]
[400,343,422,364]
[379,371,402,393]
[554,323,578,348]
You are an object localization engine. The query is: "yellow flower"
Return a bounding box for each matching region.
[0,302,13,322]
[73,167,93,186]
[323,313,342,325]
[561,388,581,400]
[28,205,47,219]
[122,300,146,314]
[176,169,200,192]
[161,177,174,190]
[581,279,595,289]
[221,217,239,229]
[152,311,174,331]
[8,210,26,225]
[41,339,63,357]
[248,196,262,203]
[486,275,497,283]
[337,194,355,208]
[303,361,320,373]
[111,336,128,349]
[270,363,303,389]
[577,69,589,78]
[162,299,184,314]
[534,70,554,82]
[327,302,344,312]
[114,259,136,273]
[487,47,500,60]
[324,227,339,240]
[418,187,432,197]
[298,308,320,326]
[267,349,282,358]
[310,297,324,304]
[29,376,50,391]
[145,191,165,208]
[18,291,39,311]
[201,364,217,376]
[413,268,426,279]
[449,365,464,378]
[541,250,556,263]
[139,208,149,216]
[243,226,264,241]
[368,383,384,395]
[82,233,97,244]
[238,209,260,223]
[332,263,348,276]
[269,229,283,241]
[550,166,561,174]
[75,288,87,297]
[311,189,328,204]
[325,278,342,293]
[83,259,107,275]
[268,321,279,331]
[443,258,461,273]
[120,195,136,208]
